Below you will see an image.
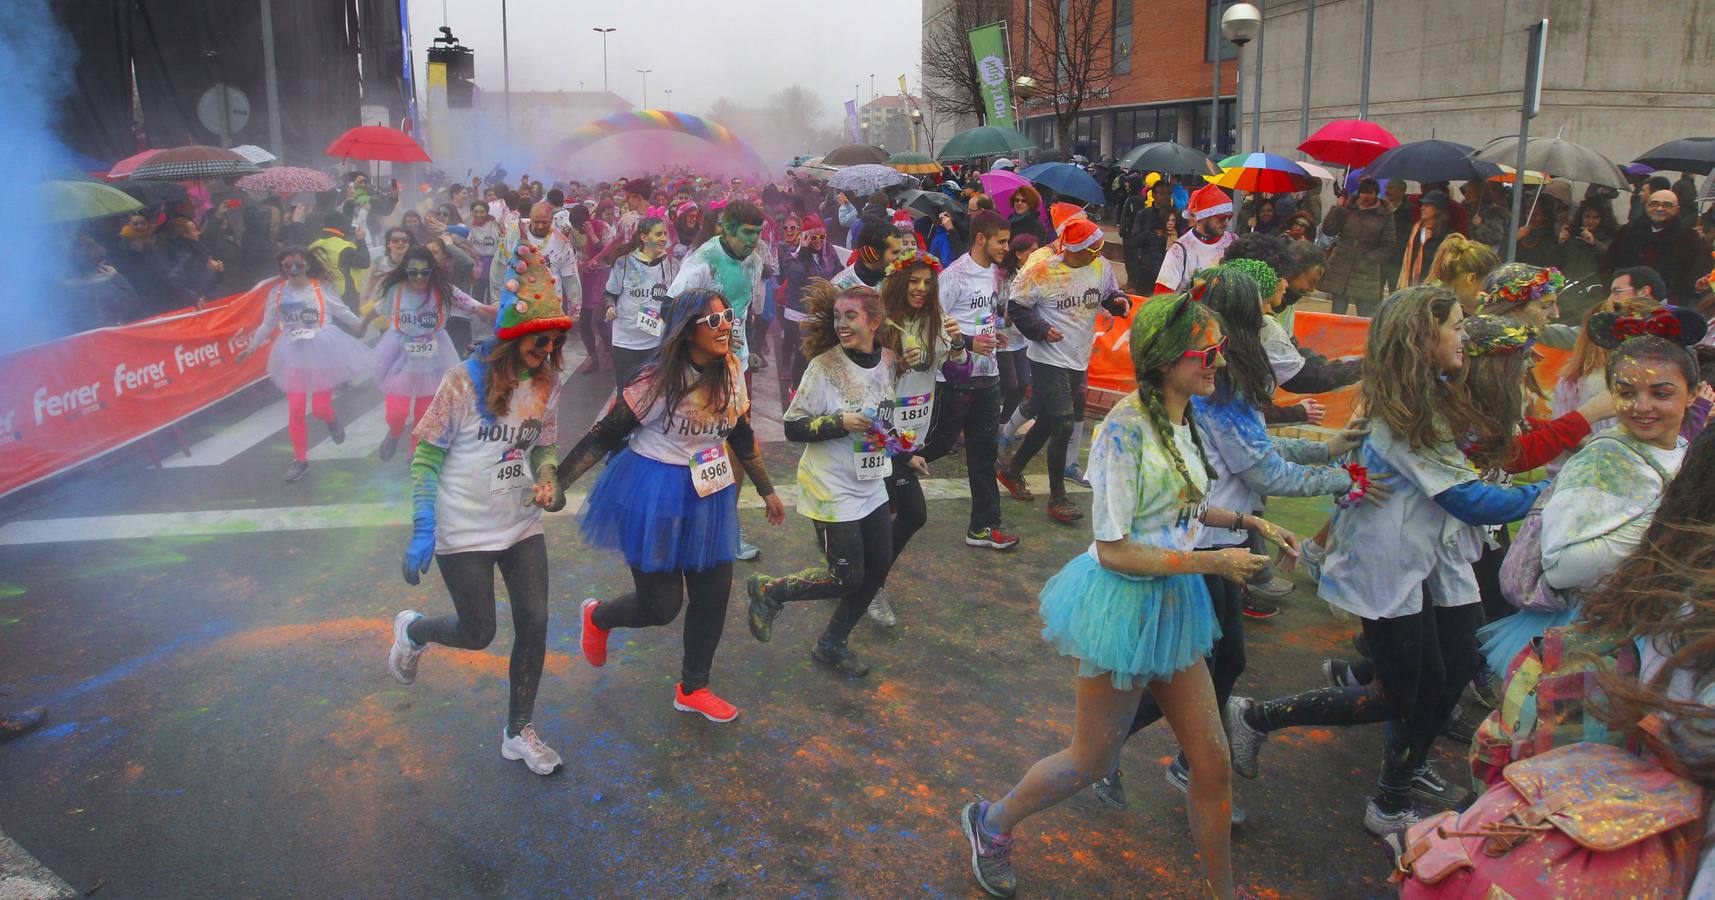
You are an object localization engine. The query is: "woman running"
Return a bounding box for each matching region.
[603,216,678,389]
[867,248,971,625]
[386,246,573,775]
[744,282,906,679]
[961,294,1295,900]
[775,214,842,410]
[361,226,415,314]
[237,247,371,482]
[559,289,785,722]
[364,246,496,462]
[1224,286,1548,837]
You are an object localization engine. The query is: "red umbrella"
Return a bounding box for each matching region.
[325,125,431,163]
[1298,120,1401,167]
[106,148,164,180]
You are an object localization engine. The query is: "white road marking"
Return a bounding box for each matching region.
[0,474,1084,545]
[161,397,290,468]
[0,829,77,900]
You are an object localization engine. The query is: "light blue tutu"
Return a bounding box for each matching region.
[579,447,738,574]
[1478,603,1582,673]
[1039,553,1220,690]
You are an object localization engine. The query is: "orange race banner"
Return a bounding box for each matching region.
[1087,305,1570,428]
[0,283,277,498]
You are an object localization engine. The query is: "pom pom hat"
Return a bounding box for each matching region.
[1187,184,1234,221]
[1059,217,1104,254]
[494,243,574,340]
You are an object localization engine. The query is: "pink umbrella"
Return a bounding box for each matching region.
[236,166,337,193]
[978,169,1031,205]
[1298,120,1401,168]
[106,148,164,181]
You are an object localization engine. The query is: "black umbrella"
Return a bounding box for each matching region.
[1365,139,1501,183]
[900,189,956,217]
[823,144,890,166]
[1633,137,1715,175]
[1116,142,1220,176]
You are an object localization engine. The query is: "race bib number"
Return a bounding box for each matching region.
[489,455,532,495]
[689,446,735,497]
[895,393,933,433]
[853,437,889,481]
[289,327,318,342]
[978,312,999,337]
[405,337,438,357]
[636,305,663,337]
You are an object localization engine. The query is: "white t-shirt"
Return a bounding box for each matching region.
[786,347,899,523]
[891,314,946,441]
[670,237,764,365]
[413,365,561,554]
[380,284,483,338]
[1318,419,1484,620]
[1009,252,1122,372]
[938,253,1003,378]
[1541,432,1685,593]
[622,355,749,467]
[1086,393,1209,568]
[1259,315,1306,385]
[467,220,501,257]
[605,253,675,350]
[1156,229,1234,293]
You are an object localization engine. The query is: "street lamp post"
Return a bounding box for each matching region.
[1300,0,1315,146]
[1250,0,1266,152]
[1221,3,1262,155]
[501,0,512,143]
[1358,0,1375,119]
[636,68,653,109]
[664,89,672,109]
[592,27,615,95]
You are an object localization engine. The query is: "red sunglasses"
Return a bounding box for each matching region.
[1182,336,1228,369]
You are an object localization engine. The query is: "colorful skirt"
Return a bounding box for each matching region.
[580,447,738,574]
[372,328,461,397]
[1039,553,1220,690]
[266,325,371,395]
[1478,603,1582,674]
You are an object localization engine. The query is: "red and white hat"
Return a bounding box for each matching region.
[1187,184,1234,221]
[892,209,917,233]
[1059,217,1105,253]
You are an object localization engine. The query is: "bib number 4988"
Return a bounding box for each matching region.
[489,458,531,495]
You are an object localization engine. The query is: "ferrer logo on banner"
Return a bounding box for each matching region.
[967,22,1014,130]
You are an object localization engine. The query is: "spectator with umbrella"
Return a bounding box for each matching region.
[1606,189,1709,303]
[1122,175,1181,293]
[1321,177,1396,316]
[111,212,174,317]
[1556,198,1619,322]
[1397,190,1455,289]
[160,216,224,308]
[1007,185,1049,246]
[62,233,142,332]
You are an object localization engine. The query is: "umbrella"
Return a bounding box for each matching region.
[937,125,1037,162]
[1018,162,1105,207]
[887,151,943,175]
[326,125,431,163]
[1622,162,1658,178]
[1211,152,1313,193]
[978,169,1032,205]
[1469,136,1628,190]
[1364,139,1501,184]
[1116,141,1220,176]
[827,164,906,195]
[900,188,957,218]
[823,144,889,166]
[128,145,260,181]
[42,180,143,223]
[117,180,189,207]
[1632,137,1715,175]
[1295,161,1338,184]
[236,166,336,193]
[106,148,163,180]
[1486,163,1549,185]
[1298,119,1400,167]
[231,144,278,165]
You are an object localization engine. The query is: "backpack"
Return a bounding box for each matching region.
[1498,434,1672,614]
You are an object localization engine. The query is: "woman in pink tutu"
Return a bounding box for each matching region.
[239,247,372,482]
[364,246,496,461]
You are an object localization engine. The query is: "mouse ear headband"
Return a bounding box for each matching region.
[1588,307,1709,349]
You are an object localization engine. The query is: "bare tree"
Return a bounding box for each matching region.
[1017,0,1115,152]
[921,0,1011,125]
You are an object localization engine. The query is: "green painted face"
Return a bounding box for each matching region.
[723,220,763,258]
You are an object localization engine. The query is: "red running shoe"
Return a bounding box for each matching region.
[995,467,1036,502]
[580,598,608,667]
[674,684,738,723]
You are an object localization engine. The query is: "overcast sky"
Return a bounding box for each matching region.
[409,0,923,123]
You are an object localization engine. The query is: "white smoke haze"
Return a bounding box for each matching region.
[3,0,76,354]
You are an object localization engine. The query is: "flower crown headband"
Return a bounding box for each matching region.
[884,248,942,279]
[1479,267,1565,309]
[1462,315,1538,358]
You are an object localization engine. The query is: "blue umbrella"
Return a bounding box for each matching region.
[1018,162,1105,206]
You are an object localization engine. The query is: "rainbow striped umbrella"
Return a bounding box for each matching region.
[1211,152,1313,192]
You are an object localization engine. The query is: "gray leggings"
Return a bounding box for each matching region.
[406,533,549,736]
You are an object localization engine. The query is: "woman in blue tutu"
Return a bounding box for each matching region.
[363,246,496,462]
[238,246,372,482]
[960,294,1298,900]
[556,288,786,724]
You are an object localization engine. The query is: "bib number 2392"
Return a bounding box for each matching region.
[405,337,438,357]
[490,456,532,495]
[689,446,735,497]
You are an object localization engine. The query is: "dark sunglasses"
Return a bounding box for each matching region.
[696,308,736,329]
[1182,336,1229,369]
[404,267,433,278]
[529,334,566,351]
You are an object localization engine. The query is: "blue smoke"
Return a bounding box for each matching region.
[0,0,75,353]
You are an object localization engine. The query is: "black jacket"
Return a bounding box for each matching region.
[1604,216,1709,303]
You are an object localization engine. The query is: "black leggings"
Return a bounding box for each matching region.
[1128,570,1246,738]
[885,458,927,560]
[997,349,1032,424]
[758,504,894,645]
[778,318,810,411]
[1005,362,1084,499]
[1248,597,1483,790]
[592,563,733,691]
[408,534,549,736]
[1474,527,1513,626]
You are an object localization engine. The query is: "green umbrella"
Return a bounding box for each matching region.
[887,151,942,175]
[43,180,143,223]
[936,125,1037,162]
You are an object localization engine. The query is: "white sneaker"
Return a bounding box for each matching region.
[388,610,425,684]
[867,593,897,627]
[500,724,562,775]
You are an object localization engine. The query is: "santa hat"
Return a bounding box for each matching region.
[892,209,917,233]
[800,214,827,236]
[494,243,574,340]
[1049,202,1089,237]
[1059,217,1105,254]
[1187,184,1233,221]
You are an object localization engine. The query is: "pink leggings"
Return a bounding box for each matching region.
[286,390,335,462]
[385,394,434,454]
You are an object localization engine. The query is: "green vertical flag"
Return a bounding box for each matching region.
[966,22,1013,130]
